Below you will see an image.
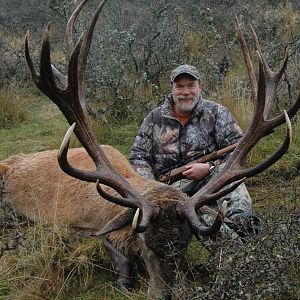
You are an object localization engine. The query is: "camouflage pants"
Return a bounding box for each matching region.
[170,163,254,249]
[170,162,252,219]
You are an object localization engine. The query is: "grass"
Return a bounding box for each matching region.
[0,84,27,129]
[0,80,299,299]
[0,83,140,160]
[211,72,254,131]
[0,84,69,159]
[0,222,119,299]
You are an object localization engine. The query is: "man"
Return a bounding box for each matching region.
[129,64,258,235]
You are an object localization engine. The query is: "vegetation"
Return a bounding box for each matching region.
[0,0,299,299]
[0,84,27,129]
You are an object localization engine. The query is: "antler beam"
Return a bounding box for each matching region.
[24,0,159,232]
[177,20,300,234]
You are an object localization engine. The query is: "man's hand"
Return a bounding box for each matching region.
[182,162,210,180]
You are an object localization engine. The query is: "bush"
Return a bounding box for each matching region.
[197,207,300,299]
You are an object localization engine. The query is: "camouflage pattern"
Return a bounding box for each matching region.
[171,162,254,247]
[129,93,243,180]
[129,93,255,224]
[171,163,252,219]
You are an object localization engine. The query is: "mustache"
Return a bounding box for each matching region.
[176,95,194,100]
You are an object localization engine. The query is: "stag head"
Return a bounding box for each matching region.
[24,0,300,298]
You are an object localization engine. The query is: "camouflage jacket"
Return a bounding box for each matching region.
[129,93,243,180]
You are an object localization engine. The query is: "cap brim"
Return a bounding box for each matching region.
[171,72,200,82]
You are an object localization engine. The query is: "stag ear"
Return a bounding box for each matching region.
[93,208,136,236]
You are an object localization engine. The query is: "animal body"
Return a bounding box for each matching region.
[0,146,195,298]
[1,146,150,227]
[0,0,299,299]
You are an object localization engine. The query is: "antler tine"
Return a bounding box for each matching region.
[58,123,137,201]
[251,30,300,137]
[27,22,67,107]
[253,48,300,130]
[25,0,159,232]
[25,32,39,83]
[51,64,68,88]
[250,24,290,120]
[79,0,108,74]
[58,123,157,232]
[236,18,257,102]
[66,0,89,56]
[177,23,300,235]
[236,19,294,122]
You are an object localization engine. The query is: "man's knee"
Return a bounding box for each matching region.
[219,183,253,215]
[216,183,260,237]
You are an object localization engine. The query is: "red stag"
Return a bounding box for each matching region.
[0,0,299,298]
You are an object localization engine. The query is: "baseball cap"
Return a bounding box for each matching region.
[170,64,200,82]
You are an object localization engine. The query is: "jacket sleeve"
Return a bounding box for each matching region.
[129,113,156,180]
[214,105,244,149]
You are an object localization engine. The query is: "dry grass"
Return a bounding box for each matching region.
[211,72,254,131]
[0,220,111,299]
[0,84,28,128]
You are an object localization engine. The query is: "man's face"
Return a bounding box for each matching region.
[171,74,202,115]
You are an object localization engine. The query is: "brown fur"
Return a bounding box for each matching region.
[0,146,192,298]
[0,146,187,242]
[0,146,162,227]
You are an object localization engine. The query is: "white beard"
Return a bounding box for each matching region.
[174,95,199,115]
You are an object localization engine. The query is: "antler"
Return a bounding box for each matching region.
[177,19,300,236]
[24,0,159,232]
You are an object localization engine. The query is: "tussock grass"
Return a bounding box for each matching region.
[0,221,113,299]
[211,73,254,131]
[0,84,27,128]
